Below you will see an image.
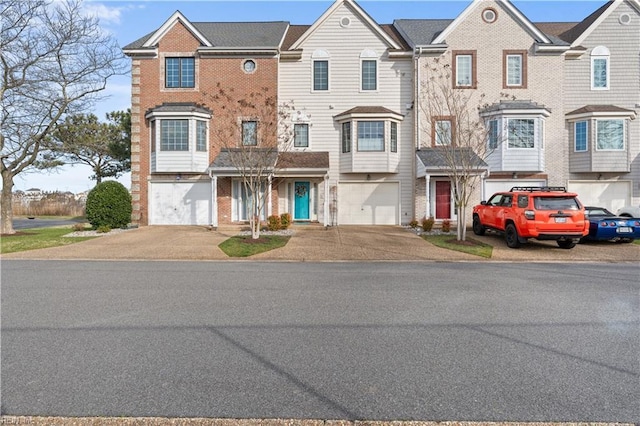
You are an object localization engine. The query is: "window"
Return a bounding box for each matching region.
[432,117,454,146]
[150,120,156,153]
[488,119,499,149]
[574,121,588,152]
[342,122,351,153]
[165,57,195,88]
[453,51,476,88]
[596,119,624,150]
[242,121,257,146]
[503,51,526,88]
[313,60,328,91]
[507,118,535,148]
[362,60,377,91]
[357,121,384,151]
[196,121,207,152]
[294,123,309,148]
[160,120,189,151]
[591,46,610,90]
[390,122,398,153]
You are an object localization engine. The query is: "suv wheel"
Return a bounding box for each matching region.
[557,239,576,249]
[505,223,521,248]
[472,215,485,236]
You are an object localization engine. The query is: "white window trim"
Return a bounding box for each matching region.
[504,117,541,150]
[574,120,588,152]
[147,113,211,154]
[311,49,330,93]
[455,54,473,87]
[591,46,610,91]
[293,123,310,149]
[595,119,625,151]
[360,49,379,93]
[506,54,523,87]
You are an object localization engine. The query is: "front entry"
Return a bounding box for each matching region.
[435,181,451,219]
[294,181,310,220]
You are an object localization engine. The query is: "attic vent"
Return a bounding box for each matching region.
[340,16,351,27]
[482,7,498,24]
[619,13,631,25]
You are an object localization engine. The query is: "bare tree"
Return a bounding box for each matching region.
[206,85,295,239]
[0,0,126,234]
[418,55,505,241]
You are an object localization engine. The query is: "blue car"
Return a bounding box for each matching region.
[582,207,640,243]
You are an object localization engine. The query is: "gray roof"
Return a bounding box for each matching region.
[210,148,278,171]
[146,102,212,116]
[480,100,549,114]
[124,20,290,50]
[417,147,488,171]
[393,19,452,47]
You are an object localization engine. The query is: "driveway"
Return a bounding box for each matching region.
[2,224,639,262]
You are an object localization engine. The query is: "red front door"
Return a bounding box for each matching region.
[435,181,451,219]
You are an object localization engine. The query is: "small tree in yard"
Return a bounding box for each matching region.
[0,0,126,235]
[48,110,131,184]
[206,85,295,239]
[418,55,506,241]
[85,181,131,230]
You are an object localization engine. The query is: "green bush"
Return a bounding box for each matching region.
[409,219,419,229]
[267,215,281,231]
[85,181,132,229]
[421,216,434,232]
[280,213,292,229]
[96,225,111,233]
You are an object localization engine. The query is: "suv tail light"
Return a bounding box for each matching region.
[524,210,535,220]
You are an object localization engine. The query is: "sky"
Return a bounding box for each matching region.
[13,0,609,194]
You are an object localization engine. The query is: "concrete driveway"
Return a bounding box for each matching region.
[2,224,639,262]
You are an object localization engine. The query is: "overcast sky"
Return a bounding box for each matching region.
[14,0,608,193]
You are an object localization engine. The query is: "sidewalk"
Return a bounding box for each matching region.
[1,224,638,262]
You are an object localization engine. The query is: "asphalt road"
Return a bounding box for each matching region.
[12,218,81,230]
[1,261,638,422]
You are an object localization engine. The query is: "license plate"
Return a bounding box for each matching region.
[554,217,567,223]
[617,227,632,233]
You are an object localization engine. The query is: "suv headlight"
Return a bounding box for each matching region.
[525,210,535,220]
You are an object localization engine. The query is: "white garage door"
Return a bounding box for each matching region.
[483,180,546,199]
[149,181,212,225]
[338,182,399,225]
[568,180,631,211]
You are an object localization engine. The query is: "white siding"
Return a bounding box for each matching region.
[279,2,414,224]
[153,151,209,173]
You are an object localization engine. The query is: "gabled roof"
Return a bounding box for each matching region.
[559,0,640,46]
[431,0,552,45]
[392,19,453,48]
[288,0,402,51]
[123,11,289,51]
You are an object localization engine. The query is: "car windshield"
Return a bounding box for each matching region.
[585,207,614,217]
[533,196,580,211]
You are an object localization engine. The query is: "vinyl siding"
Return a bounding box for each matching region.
[279,2,414,224]
[564,1,640,203]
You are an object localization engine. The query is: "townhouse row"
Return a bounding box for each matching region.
[123,0,640,227]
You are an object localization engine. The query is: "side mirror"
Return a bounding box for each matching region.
[480,201,487,206]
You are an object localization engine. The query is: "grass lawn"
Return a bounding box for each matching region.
[1,227,96,254]
[219,235,290,257]
[422,234,493,258]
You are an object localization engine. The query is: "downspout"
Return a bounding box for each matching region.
[210,171,218,229]
[323,172,330,227]
[412,47,422,222]
[267,173,273,218]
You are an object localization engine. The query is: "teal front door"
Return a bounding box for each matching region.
[294,181,310,220]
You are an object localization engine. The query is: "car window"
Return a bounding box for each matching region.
[517,195,528,208]
[487,194,503,206]
[534,196,580,211]
[501,195,513,207]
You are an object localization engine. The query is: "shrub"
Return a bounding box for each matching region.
[96,225,111,233]
[280,213,292,229]
[409,219,419,229]
[442,219,451,233]
[71,222,86,232]
[421,216,434,232]
[267,215,281,231]
[85,181,132,229]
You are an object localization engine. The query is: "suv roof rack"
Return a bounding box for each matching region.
[510,186,567,192]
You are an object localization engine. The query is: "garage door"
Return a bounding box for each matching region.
[338,182,399,225]
[484,180,546,199]
[149,181,212,225]
[568,180,631,211]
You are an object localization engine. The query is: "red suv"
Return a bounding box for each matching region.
[472,187,589,249]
